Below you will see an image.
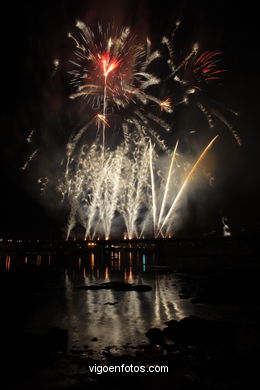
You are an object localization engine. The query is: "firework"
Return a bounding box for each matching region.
[222,217,231,237]
[32,20,240,240]
[160,98,173,113]
[157,140,179,230]
[68,21,171,151]
[184,51,227,88]
[162,27,241,146]
[51,58,60,78]
[157,135,219,236]
[60,135,218,240]
[21,148,39,171]
[26,129,35,144]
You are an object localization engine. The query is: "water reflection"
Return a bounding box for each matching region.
[6,255,11,271]
[1,250,193,353]
[62,250,190,351]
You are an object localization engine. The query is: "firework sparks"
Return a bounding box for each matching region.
[157,140,179,232]
[149,140,157,236]
[61,134,219,240]
[21,148,39,171]
[99,52,121,77]
[222,217,231,237]
[49,58,60,79]
[185,51,227,87]
[160,98,173,113]
[158,135,219,235]
[68,21,169,150]
[38,177,49,192]
[26,129,35,144]
[162,36,241,145]
[28,21,240,240]
[95,113,111,128]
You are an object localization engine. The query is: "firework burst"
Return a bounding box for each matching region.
[25,20,241,240]
[60,134,219,240]
[162,24,241,146]
[68,21,171,151]
[184,50,227,88]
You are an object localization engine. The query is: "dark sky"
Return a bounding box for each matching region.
[0,0,259,239]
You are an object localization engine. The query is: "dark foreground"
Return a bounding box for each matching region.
[0,240,259,389]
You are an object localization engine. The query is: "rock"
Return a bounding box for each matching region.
[162,328,176,341]
[165,319,178,327]
[91,337,98,342]
[131,284,152,292]
[79,285,102,290]
[163,319,179,341]
[145,328,164,344]
[163,316,229,347]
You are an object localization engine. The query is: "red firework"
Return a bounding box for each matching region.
[185,50,227,89]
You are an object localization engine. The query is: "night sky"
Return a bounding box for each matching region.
[0,0,259,240]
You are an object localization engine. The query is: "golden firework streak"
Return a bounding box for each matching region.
[157,140,179,234]
[159,135,219,233]
[149,140,157,235]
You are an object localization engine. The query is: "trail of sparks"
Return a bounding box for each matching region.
[61,135,219,240]
[42,21,240,239]
[21,149,39,171]
[26,129,35,143]
[149,140,157,236]
[157,140,179,234]
[68,21,170,150]
[159,135,219,233]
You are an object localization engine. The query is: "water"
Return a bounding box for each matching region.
[0,250,196,356]
[1,244,259,390]
[2,247,259,360]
